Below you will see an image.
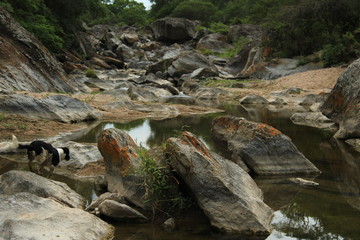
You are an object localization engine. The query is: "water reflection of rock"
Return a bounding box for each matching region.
[255,177,312,211]
[328,139,360,211]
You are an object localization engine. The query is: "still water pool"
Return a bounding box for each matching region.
[75,103,360,240]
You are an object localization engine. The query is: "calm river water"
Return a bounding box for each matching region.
[2,103,359,240]
[76,103,360,240]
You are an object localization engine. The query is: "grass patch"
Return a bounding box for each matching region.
[135,146,192,217]
[0,113,4,121]
[0,122,28,130]
[217,36,250,59]
[85,68,98,78]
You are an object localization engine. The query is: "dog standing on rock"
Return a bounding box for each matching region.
[20,141,70,177]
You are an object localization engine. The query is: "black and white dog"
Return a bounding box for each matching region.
[20,141,70,177]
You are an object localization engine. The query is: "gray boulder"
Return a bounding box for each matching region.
[228,24,264,44]
[181,79,228,100]
[196,33,233,55]
[212,116,321,175]
[98,200,148,222]
[166,131,273,237]
[0,192,114,240]
[128,85,173,102]
[168,53,218,78]
[290,112,337,130]
[97,128,148,209]
[150,17,197,42]
[239,94,269,105]
[0,170,86,208]
[321,58,360,139]
[0,8,79,93]
[58,141,102,169]
[0,94,102,123]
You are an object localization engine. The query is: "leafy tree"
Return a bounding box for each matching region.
[170,0,218,23]
[149,0,183,19]
[264,0,360,61]
[104,0,148,26]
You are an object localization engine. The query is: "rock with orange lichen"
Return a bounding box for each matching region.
[321,58,360,139]
[166,131,273,237]
[97,128,148,209]
[212,116,320,175]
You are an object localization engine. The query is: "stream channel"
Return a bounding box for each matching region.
[1,102,360,240]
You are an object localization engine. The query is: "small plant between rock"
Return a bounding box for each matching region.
[85,68,98,78]
[135,145,192,218]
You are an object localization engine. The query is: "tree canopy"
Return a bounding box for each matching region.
[1,0,359,65]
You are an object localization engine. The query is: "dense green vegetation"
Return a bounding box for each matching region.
[1,0,359,65]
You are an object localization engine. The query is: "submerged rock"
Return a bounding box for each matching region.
[212,116,320,175]
[321,58,360,139]
[0,170,86,208]
[166,131,273,237]
[0,192,114,240]
[0,94,102,123]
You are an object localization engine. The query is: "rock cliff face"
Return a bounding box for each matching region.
[321,58,360,139]
[0,7,77,92]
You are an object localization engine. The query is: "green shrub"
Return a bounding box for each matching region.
[85,69,98,78]
[135,146,192,216]
[322,32,360,67]
[218,36,249,59]
[170,1,218,23]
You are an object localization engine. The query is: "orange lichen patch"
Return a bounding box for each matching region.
[98,131,138,176]
[256,123,282,137]
[332,92,345,109]
[213,116,243,134]
[181,132,211,158]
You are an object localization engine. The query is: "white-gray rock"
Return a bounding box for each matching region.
[0,192,114,240]
[0,170,86,208]
[166,131,273,237]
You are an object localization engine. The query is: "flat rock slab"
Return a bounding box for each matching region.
[0,94,102,123]
[166,131,273,237]
[0,170,86,208]
[212,116,320,175]
[0,192,114,240]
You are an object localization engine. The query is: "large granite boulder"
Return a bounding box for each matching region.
[168,53,218,78]
[0,7,78,92]
[196,33,233,55]
[228,24,264,44]
[0,94,102,123]
[321,58,360,139]
[166,131,273,237]
[150,17,197,42]
[212,116,320,175]
[97,128,147,208]
[0,192,114,240]
[0,170,86,208]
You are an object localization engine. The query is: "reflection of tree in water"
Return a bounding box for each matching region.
[273,184,360,240]
[76,120,145,143]
[146,113,224,150]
